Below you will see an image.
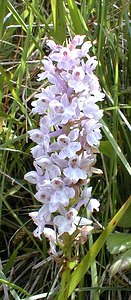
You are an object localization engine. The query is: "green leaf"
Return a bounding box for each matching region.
[66,0,88,34]
[118,204,131,228]
[6,0,43,53]
[0,270,30,297]
[51,0,66,44]
[100,140,114,158]
[106,233,131,254]
[0,278,30,296]
[0,0,6,39]
[110,249,131,276]
[23,0,52,35]
[6,0,28,33]
[81,0,95,21]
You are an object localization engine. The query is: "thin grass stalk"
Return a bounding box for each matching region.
[97,0,108,65]
[0,276,30,298]
[6,0,51,51]
[81,0,95,20]
[101,120,131,176]
[0,0,6,40]
[112,35,119,215]
[98,153,111,282]
[0,152,8,226]
[3,196,44,256]
[111,1,126,214]
[0,65,28,140]
[66,0,88,34]
[23,0,53,36]
[5,1,34,142]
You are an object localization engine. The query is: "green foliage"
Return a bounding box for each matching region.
[110,249,131,276]
[0,1,131,299]
[106,233,131,255]
[51,0,66,43]
[67,197,131,298]
[65,0,88,34]
[118,204,131,228]
[106,232,131,280]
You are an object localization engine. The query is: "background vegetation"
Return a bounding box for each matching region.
[0,0,131,299]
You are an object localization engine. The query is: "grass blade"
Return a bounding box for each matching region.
[101,119,131,175]
[6,0,28,33]
[6,0,43,52]
[66,0,88,34]
[0,276,30,297]
[81,0,95,20]
[3,242,23,276]
[23,0,52,35]
[51,0,66,43]
[0,0,6,39]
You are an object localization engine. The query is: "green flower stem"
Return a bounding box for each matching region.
[55,234,72,300]
[88,234,99,300]
[58,267,71,300]
[87,210,99,300]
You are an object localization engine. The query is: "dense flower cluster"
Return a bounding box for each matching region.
[24,35,104,255]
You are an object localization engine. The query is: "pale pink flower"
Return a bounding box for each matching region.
[49,178,75,212]
[76,187,100,212]
[54,208,92,236]
[63,156,87,183]
[24,171,39,184]
[24,35,104,248]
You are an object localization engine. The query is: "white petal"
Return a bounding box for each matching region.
[63,186,75,199]
[38,204,50,220]
[59,142,81,159]
[24,171,38,184]
[50,190,69,208]
[63,167,87,183]
[33,227,43,239]
[47,165,61,179]
[28,129,44,144]
[35,157,51,168]
[82,187,92,199]
[75,216,92,226]
[81,41,92,55]
[49,200,59,213]
[57,134,70,147]
[71,35,86,47]
[46,39,56,49]
[44,228,56,243]
[54,215,76,236]
[87,198,100,212]
[35,191,50,203]
[68,128,79,141]
[31,145,45,158]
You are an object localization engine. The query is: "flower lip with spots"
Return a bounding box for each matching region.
[54,208,92,236]
[49,178,75,212]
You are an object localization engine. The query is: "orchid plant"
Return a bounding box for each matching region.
[24,35,104,263]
